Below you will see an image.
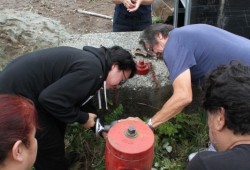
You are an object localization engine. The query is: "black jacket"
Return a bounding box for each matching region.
[0,46,111,124]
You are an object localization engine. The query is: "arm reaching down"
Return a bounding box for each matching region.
[150,69,193,128]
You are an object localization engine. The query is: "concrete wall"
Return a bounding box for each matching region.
[61,32,204,119]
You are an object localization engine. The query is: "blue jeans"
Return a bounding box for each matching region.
[113,11,152,32]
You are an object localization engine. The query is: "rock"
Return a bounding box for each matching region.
[0,9,70,70]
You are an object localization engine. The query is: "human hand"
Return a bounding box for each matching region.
[82,113,97,129]
[127,0,142,12]
[101,131,108,139]
[122,0,136,10]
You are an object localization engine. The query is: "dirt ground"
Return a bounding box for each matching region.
[0,0,114,34]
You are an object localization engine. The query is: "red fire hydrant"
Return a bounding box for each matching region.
[136,59,150,75]
[105,120,154,170]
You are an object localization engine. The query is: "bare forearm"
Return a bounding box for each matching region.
[149,69,193,128]
[140,0,153,5]
[112,0,123,4]
[151,93,192,128]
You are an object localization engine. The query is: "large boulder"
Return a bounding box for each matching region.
[0,9,70,70]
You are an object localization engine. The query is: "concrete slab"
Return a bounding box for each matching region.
[61,32,203,119]
[62,31,170,89]
[61,32,172,118]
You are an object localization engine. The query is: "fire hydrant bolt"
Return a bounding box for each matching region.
[126,126,137,138]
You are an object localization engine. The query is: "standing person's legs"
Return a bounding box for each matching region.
[113,11,152,32]
[34,111,67,170]
[132,13,152,31]
[113,11,133,32]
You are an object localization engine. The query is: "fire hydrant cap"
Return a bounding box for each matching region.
[136,59,149,75]
[106,120,154,160]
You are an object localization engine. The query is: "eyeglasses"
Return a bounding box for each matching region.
[146,44,162,58]
[119,70,127,86]
[147,47,152,52]
[146,45,158,57]
[146,46,153,54]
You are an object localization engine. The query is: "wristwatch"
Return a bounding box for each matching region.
[147,118,154,130]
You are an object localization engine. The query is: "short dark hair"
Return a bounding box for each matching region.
[105,46,136,78]
[203,61,250,135]
[139,23,174,48]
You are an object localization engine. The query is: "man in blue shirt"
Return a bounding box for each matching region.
[139,24,250,128]
[112,0,153,32]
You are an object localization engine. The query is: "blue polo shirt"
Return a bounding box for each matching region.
[163,24,250,85]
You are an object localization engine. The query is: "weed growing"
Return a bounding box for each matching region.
[65,105,208,170]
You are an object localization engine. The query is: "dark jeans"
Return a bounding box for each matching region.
[34,111,68,170]
[113,11,152,32]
